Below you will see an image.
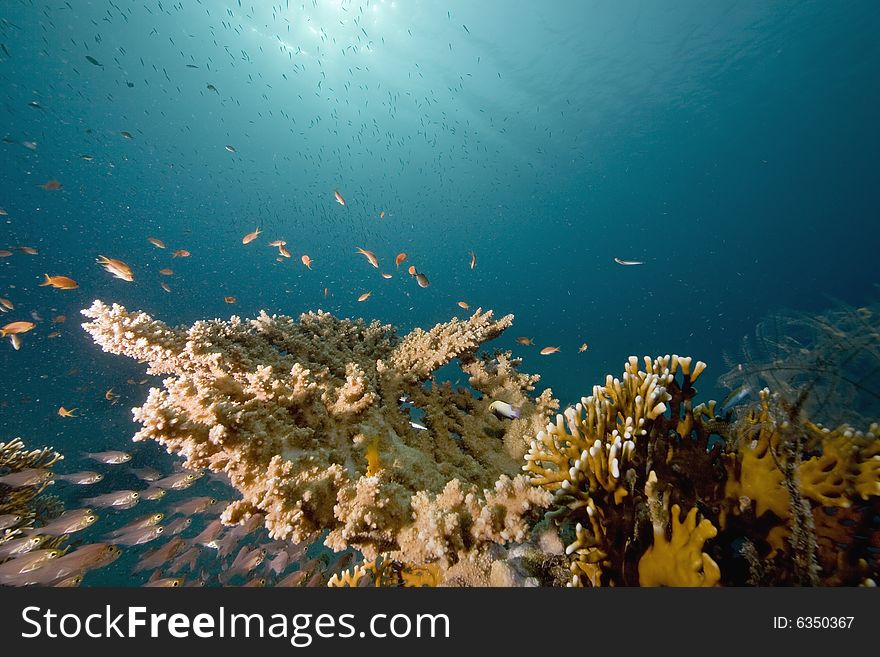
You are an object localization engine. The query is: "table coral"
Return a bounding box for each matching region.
[81,301,555,576]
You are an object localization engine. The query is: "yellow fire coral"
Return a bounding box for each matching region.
[639,472,720,586]
[81,301,555,580]
[525,355,880,586]
[726,395,879,518]
[328,557,441,587]
[524,354,717,586]
[724,390,790,520]
[801,421,880,504]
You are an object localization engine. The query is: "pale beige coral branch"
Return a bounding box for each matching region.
[81,301,556,579]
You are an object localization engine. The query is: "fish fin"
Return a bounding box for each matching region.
[39,273,51,286]
[510,407,521,419]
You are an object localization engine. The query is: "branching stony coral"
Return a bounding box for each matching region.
[81,301,555,581]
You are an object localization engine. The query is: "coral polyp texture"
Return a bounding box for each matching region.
[81,301,556,578]
[524,355,880,587]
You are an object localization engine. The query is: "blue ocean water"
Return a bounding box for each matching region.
[1,0,878,585]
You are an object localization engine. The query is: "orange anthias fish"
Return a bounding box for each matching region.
[579,343,589,353]
[278,244,291,258]
[395,252,407,268]
[147,237,166,249]
[159,268,173,276]
[457,301,469,310]
[269,239,286,247]
[469,250,477,270]
[0,298,14,310]
[379,210,385,219]
[224,296,237,304]
[539,346,560,355]
[357,291,372,302]
[415,273,430,288]
[171,249,191,258]
[39,274,78,290]
[41,179,62,191]
[1,321,36,336]
[381,273,392,279]
[96,256,134,282]
[515,337,534,346]
[301,255,312,269]
[407,265,416,277]
[242,228,261,245]
[0,250,12,257]
[160,282,171,293]
[356,247,379,268]
[58,406,77,417]
[334,190,346,206]
[18,246,38,255]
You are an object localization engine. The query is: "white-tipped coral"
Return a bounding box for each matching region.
[524,355,727,586]
[523,355,676,508]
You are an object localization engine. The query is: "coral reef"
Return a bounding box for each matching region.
[80,296,878,587]
[81,301,556,580]
[0,438,64,547]
[724,392,879,585]
[1,438,130,586]
[0,437,70,586]
[524,356,880,586]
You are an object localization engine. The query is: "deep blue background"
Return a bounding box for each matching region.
[1,0,877,584]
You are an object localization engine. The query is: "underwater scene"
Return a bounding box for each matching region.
[1,0,878,588]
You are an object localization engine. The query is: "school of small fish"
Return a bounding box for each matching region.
[0,0,657,588]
